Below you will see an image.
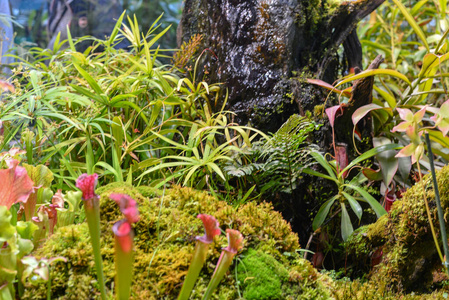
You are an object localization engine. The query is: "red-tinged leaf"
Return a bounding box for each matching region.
[325,105,343,128]
[362,168,383,181]
[0,80,15,93]
[396,107,414,122]
[352,104,391,127]
[354,127,362,140]
[306,79,351,97]
[128,151,140,162]
[0,159,35,209]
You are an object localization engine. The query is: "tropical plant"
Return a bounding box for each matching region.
[308,0,449,205]
[223,115,318,203]
[303,144,400,241]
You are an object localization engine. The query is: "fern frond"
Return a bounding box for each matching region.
[224,114,319,196]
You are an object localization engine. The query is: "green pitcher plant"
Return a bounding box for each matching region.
[304,144,401,241]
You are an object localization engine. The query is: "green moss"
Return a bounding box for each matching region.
[314,104,325,119]
[25,185,304,299]
[238,248,289,299]
[348,165,449,292]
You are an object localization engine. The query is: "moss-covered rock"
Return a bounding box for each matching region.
[23,184,333,299]
[348,165,449,292]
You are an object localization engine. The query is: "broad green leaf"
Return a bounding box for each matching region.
[427,128,449,148]
[309,151,338,180]
[374,85,397,108]
[373,137,399,187]
[341,144,402,176]
[23,164,54,188]
[16,221,38,240]
[111,116,124,159]
[342,191,362,220]
[340,203,354,242]
[312,195,339,230]
[302,168,339,184]
[362,168,383,181]
[345,184,387,218]
[0,206,15,241]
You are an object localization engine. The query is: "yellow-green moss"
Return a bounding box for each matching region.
[24,185,308,299]
[349,165,449,292]
[332,278,449,299]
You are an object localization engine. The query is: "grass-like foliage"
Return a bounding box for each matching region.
[0,12,261,194]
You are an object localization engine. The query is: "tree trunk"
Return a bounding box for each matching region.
[178,0,385,133]
[177,0,386,245]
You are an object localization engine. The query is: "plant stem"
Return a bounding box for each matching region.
[202,251,234,300]
[47,265,51,300]
[113,221,134,300]
[416,160,444,262]
[425,133,449,275]
[84,199,107,300]
[178,242,209,300]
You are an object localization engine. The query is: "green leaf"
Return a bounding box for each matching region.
[302,168,340,184]
[362,168,383,181]
[66,26,76,52]
[373,137,399,187]
[344,184,387,218]
[341,203,354,242]
[0,206,15,242]
[342,191,362,220]
[23,164,54,188]
[427,129,449,148]
[352,104,392,127]
[72,62,106,98]
[16,221,38,240]
[312,195,339,230]
[391,0,430,52]
[374,85,397,109]
[335,69,411,88]
[309,151,338,180]
[340,144,402,176]
[111,116,124,160]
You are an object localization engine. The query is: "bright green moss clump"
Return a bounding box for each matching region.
[238,248,289,299]
[24,184,331,299]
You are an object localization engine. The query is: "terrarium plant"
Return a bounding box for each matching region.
[304,144,400,241]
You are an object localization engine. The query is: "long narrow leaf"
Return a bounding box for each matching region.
[312,195,339,230]
[391,0,429,52]
[344,184,387,218]
[341,203,354,241]
[342,191,363,220]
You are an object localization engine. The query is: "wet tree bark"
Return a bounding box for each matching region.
[177,0,386,244]
[178,0,385,133]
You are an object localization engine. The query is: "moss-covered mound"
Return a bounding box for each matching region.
[346,165,449,292]
[23,184,332,299]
